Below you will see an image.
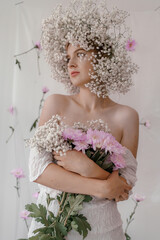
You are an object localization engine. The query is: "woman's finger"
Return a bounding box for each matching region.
[54,155,62,161]
[57,160,64,167]
[121,193,129,200]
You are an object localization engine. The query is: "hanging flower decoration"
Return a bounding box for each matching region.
[126,39,136,51]
[32,191,40,199]
[125,193,145,239]
[30,86,50,132]
[8,105,14,115]
[6,105,15,144]
[14,40,42,73]
[20,210,30,231]
[140,119,151,129]
[10,168,25,198]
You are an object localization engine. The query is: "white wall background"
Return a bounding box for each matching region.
[0,0,160,239]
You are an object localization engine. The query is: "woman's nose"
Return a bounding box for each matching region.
[68,57,78,68]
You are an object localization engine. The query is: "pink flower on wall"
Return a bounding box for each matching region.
[42,86,49,94]
[20,210,30,231]
[10,168,25,178]
[132,193,146,202]
[35,41,42,50]
[126,39,136,51]
[8,105,14,115]
[20,210,30,219]
[32,191,40,199]
[125,193,145,238]
[10,168,25,197]
[140,119,151,129]
[144,120,151,128]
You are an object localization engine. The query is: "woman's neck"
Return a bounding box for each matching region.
[74,87,114,113]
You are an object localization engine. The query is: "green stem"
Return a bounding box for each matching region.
[6,126,14,144]
[38,93,45,119]
[49,192,69,228]
[16,178,20,198]
[56,192,67,219]
[24,219,29,231]
[91,149,99,159]
[63,196,84,226]
[125,201,138,234]
[14,47,35,57]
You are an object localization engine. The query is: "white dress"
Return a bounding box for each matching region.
[27,117,137,240]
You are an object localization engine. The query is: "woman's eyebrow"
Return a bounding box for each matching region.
[66,48,85,57]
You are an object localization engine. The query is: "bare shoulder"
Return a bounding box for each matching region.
[116,104,139,123]
[115,104,139,158]
[38,93,69,126]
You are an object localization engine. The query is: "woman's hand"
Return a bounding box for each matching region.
[53,149,93,176]
[99,170,132,201]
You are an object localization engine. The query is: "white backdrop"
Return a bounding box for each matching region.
[1,0,160,239]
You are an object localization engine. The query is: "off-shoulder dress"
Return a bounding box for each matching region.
[27,114,137,240]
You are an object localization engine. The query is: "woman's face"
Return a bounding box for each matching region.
[66,43,94,87]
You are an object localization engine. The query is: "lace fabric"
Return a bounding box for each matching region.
[27,114,137,239]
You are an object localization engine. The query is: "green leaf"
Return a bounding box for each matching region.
[33,227,48,234]
[68,195,85,216]
[48,211,56,219]
[57,195,61,204]
[15,59,21,70]
[71,220,78,230]
[28,236,40,240]
[55,222,68,236]
[46,193,55,207]
[54,224,64,240]
[25,203,48,226]
[39,234,52,240]
[72,214,91,239]
[30,119,38,132]
[83,195,92,202]
[125,233,131,240]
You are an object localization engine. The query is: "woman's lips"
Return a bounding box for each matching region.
[71,72,80,77]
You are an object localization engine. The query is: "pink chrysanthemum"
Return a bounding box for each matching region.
[20,210,30,219]
[109,153,126,170]
[62,128,86,141]
[86,129,107,150]
[10,168,25,179]
[102,133,125,154]
[126,39,136,51]
[73,140,89,153]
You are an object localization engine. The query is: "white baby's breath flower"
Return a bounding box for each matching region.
[40,0,139,98]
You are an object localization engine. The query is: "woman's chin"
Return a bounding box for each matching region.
[70,78,90,87]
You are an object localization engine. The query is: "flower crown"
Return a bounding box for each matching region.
[40,0,139,98]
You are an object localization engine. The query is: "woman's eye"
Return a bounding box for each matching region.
[77,52,86,57]
[66,58,70,63]
[66,52,86,63]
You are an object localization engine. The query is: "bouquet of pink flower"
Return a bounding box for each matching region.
[62,127,126,173]
[25,121,127,240]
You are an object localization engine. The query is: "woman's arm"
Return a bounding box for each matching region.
[34,161,131,200]
[34,162,102,197]
[81,161,111,180]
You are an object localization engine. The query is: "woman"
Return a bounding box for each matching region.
[27,1,139,239]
